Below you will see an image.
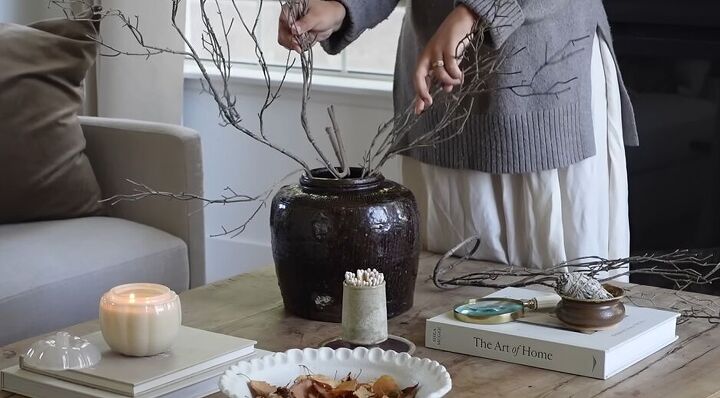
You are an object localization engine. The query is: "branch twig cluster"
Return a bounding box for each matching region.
[54,0,589,238]
[59,0,585,181]
[433,236,720,322]
[434,236,720,289]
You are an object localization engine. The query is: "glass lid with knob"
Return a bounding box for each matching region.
[21,331,101,371]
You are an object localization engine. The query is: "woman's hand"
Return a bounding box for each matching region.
[278,0,347,52]
[414,4,478,114]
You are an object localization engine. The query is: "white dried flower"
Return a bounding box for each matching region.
[556,273,613,300]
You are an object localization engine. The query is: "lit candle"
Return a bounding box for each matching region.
[99,283,181,357]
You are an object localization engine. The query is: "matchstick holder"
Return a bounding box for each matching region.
[341,281,388,345]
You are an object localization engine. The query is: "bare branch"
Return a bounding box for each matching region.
[76,0,314,174]
[101,169,302,239]
[100,179,259,206]
[325,105,349,177]
[362,22,590,176]
[432,235,720,322]
[278,0,344,178]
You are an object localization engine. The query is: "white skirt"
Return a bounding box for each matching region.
[402,33,629,275]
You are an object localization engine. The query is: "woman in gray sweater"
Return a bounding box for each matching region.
[279,0,637,274]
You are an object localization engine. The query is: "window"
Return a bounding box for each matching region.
[185,0,405,76]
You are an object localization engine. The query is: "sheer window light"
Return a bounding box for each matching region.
[186,0,404,76]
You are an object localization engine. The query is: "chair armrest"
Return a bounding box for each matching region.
[81,116,206,288]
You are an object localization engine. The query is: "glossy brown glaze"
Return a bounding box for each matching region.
[556,284,626,330]
[270,167,420,322]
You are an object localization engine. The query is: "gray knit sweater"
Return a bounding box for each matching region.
[323,0,638,174]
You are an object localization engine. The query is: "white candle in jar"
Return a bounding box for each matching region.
[99,283,181,357]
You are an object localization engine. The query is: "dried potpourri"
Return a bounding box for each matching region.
[249,373,419,398]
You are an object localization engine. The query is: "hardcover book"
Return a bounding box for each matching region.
[1,349,272,398]
[8,326,256,396]
[425,287,679,379]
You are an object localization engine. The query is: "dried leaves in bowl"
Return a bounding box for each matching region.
[249,373,419,398]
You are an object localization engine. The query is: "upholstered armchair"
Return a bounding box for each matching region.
[0,117,205,345]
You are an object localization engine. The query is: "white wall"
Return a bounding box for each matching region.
[93,0,186,125]
[0,1,63,23]
[183,72,401,282]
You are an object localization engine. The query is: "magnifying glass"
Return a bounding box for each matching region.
[454,295,560,324]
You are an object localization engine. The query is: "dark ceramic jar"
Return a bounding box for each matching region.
[270,167,420,322]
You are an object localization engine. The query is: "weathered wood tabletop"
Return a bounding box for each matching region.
[3,252,720,398]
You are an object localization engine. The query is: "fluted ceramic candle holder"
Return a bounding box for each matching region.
[341,281,388,345]
[99,283,181,357]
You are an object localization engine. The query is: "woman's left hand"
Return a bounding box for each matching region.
[414,4,478,114]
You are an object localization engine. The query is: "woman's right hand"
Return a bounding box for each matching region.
[278,0,347,52]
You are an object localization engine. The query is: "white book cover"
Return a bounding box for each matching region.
[1,349,273,398]
[20,326,255,396]
[425,287,679,379]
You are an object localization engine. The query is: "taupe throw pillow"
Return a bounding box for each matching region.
[0,16,104,223]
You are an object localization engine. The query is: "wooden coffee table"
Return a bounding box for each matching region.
[3,253,720,397]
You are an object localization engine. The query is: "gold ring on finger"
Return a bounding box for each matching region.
[431,59,445,69]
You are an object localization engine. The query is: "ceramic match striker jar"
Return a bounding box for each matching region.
[341,280,388,345]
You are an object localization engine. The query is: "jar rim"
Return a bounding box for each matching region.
[300,167,384,191]
[102,283,177,306]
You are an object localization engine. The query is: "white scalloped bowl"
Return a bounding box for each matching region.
[219,347,452,398]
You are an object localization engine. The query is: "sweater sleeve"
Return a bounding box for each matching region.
[455,0,525,49]
[321,0,400,55]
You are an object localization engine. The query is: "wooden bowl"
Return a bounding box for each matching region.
[555,284,625,330]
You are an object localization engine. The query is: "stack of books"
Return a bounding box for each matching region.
[426,287,679,379]
[1,326,269,397]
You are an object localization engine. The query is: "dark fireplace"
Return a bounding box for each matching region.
[604,1,720,293]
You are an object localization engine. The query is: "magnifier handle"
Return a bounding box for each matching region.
[528,294,561,310]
